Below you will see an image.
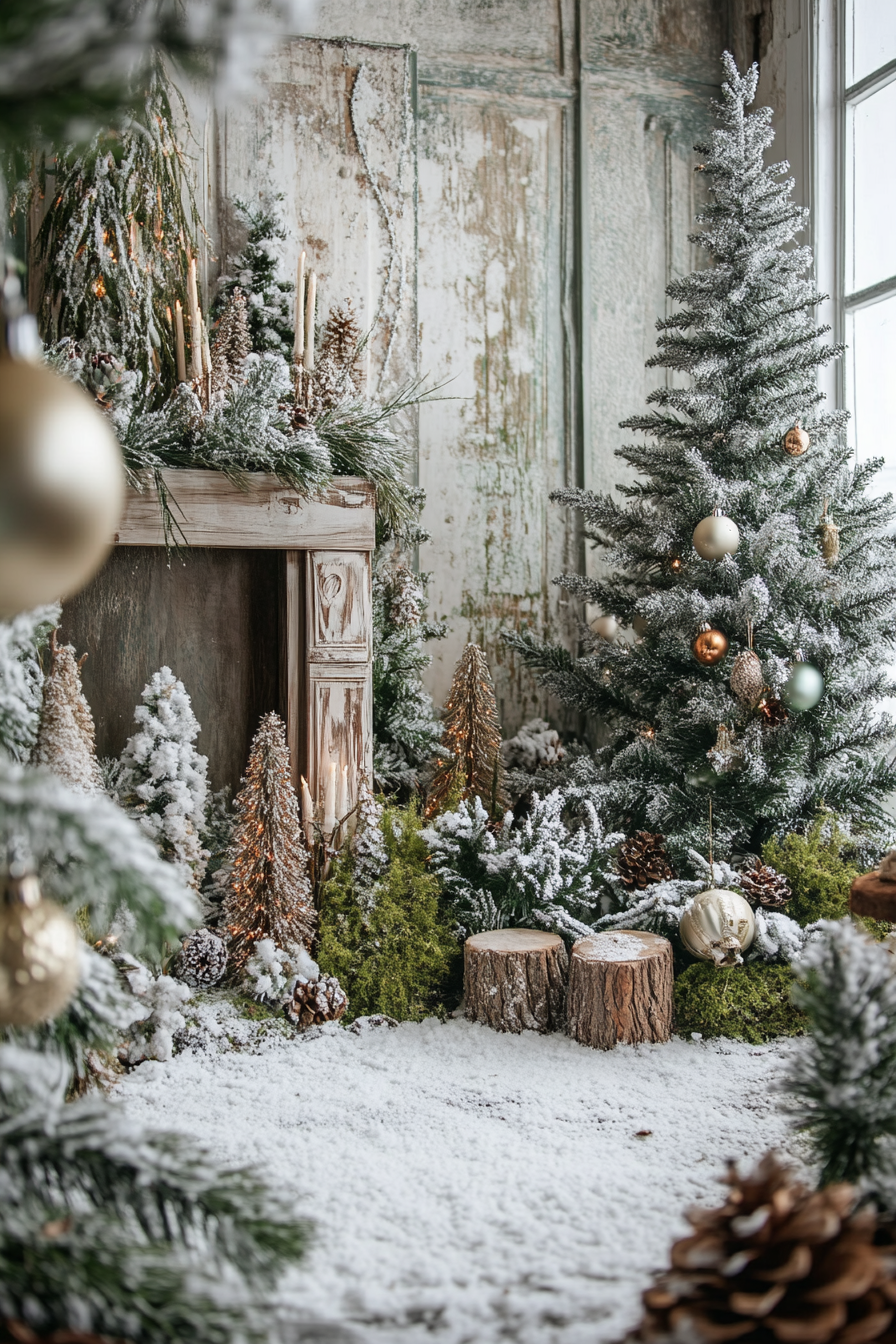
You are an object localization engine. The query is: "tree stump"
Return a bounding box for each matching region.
[850,871,896,922]
[464,929,568,1034]
[567,929,673,1050]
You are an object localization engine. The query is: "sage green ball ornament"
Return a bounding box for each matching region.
[692,510,740,561]
[782,659,824,712]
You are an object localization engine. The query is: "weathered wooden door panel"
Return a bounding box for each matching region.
[416,86,578,732]
[307,551,372,662]
[307,668,373,816]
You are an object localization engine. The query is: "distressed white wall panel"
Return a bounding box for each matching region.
[416,89,577,730]
[217,38,416,395]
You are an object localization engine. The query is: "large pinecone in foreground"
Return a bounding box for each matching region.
[176,928,228,988]
[739,860,792,910]
[630,1153,896,1344]
[617,832,675,889]
[285,974,348,1029]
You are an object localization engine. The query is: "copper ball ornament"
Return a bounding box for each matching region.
[0,868,81,1027]
[782,420,810,456]
[692,510,740,561]
[693,624,729,665]
[0,359,124,618]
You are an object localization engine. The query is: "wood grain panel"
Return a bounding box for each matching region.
[114,473,376,550]
[61,547,282,795]
[307,665,373,816]
[307,550,371,662]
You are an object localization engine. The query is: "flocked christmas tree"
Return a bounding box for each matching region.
[30,630,103,795]
[209,285,252,395]
[118,666,209,888]
[427,643,506,817]
[213,195,294,358]
[311,301,363,414]
[221,711,315,977]
[510,54,896,862]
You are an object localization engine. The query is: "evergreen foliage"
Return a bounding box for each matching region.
[213,196,294,359]
[425,791,619,941]
[0,604,58,763]
[427,643,506,817]
[31,631,103,796]
[221,712,315,976]
[508,54,896,862]
[316,801,460,1022]
[34,62,202,389]
[674,961,806,1044]
[788,919,896,1200]
[118,667,210,888]
[762,814,865,926]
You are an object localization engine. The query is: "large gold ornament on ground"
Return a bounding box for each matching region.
[692,625,728,665]
[679,888,756,966]
[0,359,124,617]
[0,869,81,1026]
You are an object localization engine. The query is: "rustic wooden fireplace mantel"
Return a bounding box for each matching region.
[72,468,376,814]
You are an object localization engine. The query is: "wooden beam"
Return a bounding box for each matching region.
[113,471,376,550]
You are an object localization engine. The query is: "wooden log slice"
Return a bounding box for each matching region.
[567,929,673,1050]
[464,928,568,1034]
[850,871,896,922]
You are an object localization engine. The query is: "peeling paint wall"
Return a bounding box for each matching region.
[205,0,735,733]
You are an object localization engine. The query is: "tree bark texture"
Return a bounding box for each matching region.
[567,930,673,1050]
[464,929,568,1034]
[850,871,896,922]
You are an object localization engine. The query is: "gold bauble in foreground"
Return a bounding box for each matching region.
[679,888,756,967]
[0,358,124,617]
[0,869,81,1026]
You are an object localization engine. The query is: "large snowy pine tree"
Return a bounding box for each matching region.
[509,55,896,862]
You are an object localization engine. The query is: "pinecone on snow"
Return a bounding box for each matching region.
[285,974,348,1029]
[176,928,228,988]
[617,831,674,889]
[629,1153,896,1344]
[739,858,791,910]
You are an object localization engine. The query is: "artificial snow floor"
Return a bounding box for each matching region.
[117,1008,807,1344]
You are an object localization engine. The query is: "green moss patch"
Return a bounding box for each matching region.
[674,961,807,1044]
[762,816,861,926]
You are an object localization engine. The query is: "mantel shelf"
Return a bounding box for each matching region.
[113,470,376,550]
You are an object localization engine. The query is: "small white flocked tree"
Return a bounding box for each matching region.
[118,666,209,888]
[31,630,103,795]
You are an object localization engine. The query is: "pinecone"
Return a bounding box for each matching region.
[87,351,124,402]
[739,858,791,910]
[731,650,765,707]
[758,693,788,727]
[285,974,348,1029]
[630,1153,896,1344]
[617,831,674,889]
[176,928,228,988]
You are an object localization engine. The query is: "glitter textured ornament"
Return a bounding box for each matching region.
[782,419,810,456]
[0,867,80,1027]
[0,359,124,618]
[730,648,764,706]
[679,887,756,966]
[707,722,743,773]
[692,624,729,666]
[782,658,824,712]
[819,505,840,566]
[692,509,740,560]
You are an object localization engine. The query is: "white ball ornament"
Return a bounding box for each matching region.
[692,510,740,561]
[589,613,619,641]
[679,888,756,966]
[0,359,124,618]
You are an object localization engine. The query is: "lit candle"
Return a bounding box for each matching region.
[304,271,317,373]
[323,760,337,835]
[187,257,203,381]
[336,764,348,820]
[293,251,306,364]
[300,775,315,844]
[174,300,187,384]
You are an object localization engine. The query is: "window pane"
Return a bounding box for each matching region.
[849,0,896,86]
[848,81,896,294]
[847,296,896,503]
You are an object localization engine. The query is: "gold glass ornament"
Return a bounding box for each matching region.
[782,420,810,456]
[692,623,728,665]
[0,358,124,618]
[819,501,840,567]
[730,649,764,706]
[589,613,618,641]
[679,888,756,966]
[692,509,740,560]
[0,867,81,1026]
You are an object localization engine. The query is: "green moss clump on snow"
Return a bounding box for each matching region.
[762,815,861,926]
[317,800,461,1022]
[674,961,807,1044]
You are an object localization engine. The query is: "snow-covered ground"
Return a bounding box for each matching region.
[117,1010,805,1344]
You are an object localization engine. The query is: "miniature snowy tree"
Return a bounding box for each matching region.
[509,54,896,862]
[427,643,506,817]
[213,196,294,358]
[311,301,363,414]
[118,666,209,888]
[209,285,252,394]
[30,630,103,795]
[221,711,315,977]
